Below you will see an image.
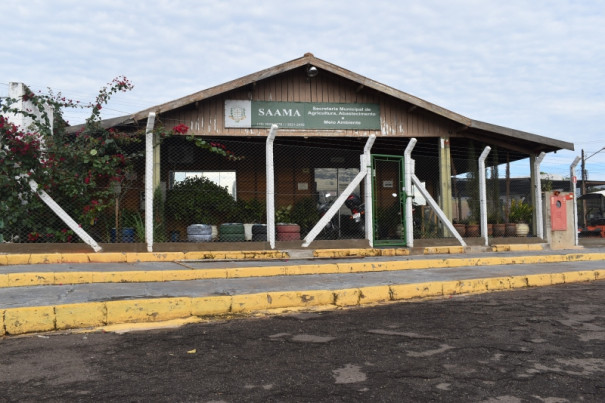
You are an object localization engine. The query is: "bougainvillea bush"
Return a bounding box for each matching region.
[0,77,141,242]
[1,78,246,243]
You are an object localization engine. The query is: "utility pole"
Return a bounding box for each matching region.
[582,149,586,227]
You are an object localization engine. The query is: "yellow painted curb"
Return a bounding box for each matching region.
[55,302,106,330]
[125,252,186,263]
[5,254,32,265]
[1,271,604,335]
[334,288,361,307]
[492,244,545,252]
[106,298,191,324]
[359,285,391,305]
[3,252,605,288]
[231,292,272,313]
[424,246,465,255]
[28,254,64,265]
[563,270,596,283]
[7,272,55,287]
[391,282,443,300]
[265,290,334,309]
[191,296,232,316]
[0,309,5,336]
[2,245,597,267]
[60,253,91,264]
[54,272,94,286]
[4,306,55,334]
[87,253,127,263]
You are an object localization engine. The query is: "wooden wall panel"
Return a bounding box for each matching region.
[158,69,453,140]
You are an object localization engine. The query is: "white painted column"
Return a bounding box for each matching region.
[363,135,376,247]
[266,125,278,249]
[570,156,581,246]
[532,152,546,239]
[145,112,156,252]
[404,139,417,247]
[478,146,491,246]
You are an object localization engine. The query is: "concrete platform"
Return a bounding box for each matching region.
[1,240,604,336]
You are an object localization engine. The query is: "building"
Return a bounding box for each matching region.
[68,53,575,247]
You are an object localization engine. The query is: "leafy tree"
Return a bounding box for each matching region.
[0,77,140,241]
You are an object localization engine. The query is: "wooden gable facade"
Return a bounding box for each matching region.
[88,53,574,241]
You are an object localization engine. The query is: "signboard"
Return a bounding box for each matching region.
[225,100,380,130]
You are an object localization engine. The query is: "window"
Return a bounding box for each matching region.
[169,171,237,199]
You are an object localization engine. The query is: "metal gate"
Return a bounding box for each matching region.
[372,154,406,247]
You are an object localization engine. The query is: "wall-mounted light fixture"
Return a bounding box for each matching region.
[306,65,318,78]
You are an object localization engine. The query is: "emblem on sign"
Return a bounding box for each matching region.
[229,106,246,123]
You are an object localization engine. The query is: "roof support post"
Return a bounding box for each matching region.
[145,112,156,252]
[531,152,546,239]
[570,156,581,246]
[478,146,491,247]
[439,137,453,236]
[266,125,278,249]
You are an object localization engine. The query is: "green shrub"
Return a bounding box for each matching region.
[165,176,236,225]
[235,198,266,223]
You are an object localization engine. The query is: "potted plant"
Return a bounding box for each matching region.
[465,217,480,237]
[509,199,533,237]
[489,212,505,237]
[235,198,266,240]
[453,219,466,237]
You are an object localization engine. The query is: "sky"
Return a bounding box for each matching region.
[1,0,604,180]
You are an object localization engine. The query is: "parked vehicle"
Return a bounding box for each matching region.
[315,193,366,239]
[344,193,365,238]
[317,193,339,239]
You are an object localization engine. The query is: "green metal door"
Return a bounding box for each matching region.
[372,154,406,247]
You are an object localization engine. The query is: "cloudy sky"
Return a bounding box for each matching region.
[1,0,604,180]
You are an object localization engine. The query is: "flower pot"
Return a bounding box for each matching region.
[466,224,480,237]
[505,223,517,237]
[516,223,530,237]
[493,223,506,237]
[187,224,212,242]
[111,227,135,243]
[244,223,254,241]
[276,223,301,241]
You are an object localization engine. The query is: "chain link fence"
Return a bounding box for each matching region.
[0,128,576,247]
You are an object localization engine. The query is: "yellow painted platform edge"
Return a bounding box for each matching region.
[4,252,605,287]
[3,270,603,336]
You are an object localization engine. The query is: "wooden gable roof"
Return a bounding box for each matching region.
[75,52,573,154]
